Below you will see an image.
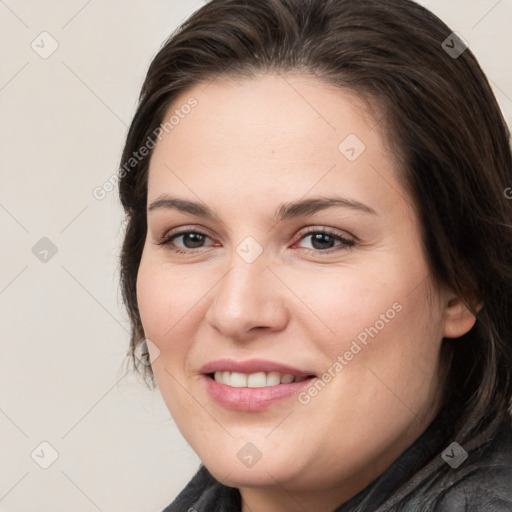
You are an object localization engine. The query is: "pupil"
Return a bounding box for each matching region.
[312,233,334,250]
[184,233,204,248]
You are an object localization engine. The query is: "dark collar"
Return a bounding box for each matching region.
[333,403,461,511]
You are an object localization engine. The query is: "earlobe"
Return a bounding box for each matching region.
[442,291,482,339]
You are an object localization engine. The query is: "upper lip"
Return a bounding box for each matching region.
[199,358,316,377]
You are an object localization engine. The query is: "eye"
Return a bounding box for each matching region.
[155,229,214,254]
[155,226,355,255]
[295,227,355,253]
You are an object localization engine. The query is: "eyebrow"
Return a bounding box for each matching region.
[147,194,377,222]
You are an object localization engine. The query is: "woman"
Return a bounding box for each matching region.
[118,0,512,510]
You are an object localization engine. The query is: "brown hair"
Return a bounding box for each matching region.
[118,0,512,465]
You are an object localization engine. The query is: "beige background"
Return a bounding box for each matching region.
[0,1,511,511]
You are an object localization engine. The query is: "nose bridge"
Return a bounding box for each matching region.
[206,242,288,338]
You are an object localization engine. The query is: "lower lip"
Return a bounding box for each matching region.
[202,374,317,412]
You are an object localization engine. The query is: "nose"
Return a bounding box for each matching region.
[204,252,290,341]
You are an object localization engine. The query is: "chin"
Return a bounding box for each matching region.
[208,462,295,488]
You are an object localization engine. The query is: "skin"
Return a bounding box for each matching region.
[136,73,478,512]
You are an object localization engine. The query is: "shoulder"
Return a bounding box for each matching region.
[434,415,512,512]
[161,464,215,512]
[388,414,512,512]
[161,464,240,512]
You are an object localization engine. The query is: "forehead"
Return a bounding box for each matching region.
[155,73,379,153]
[147,73,408,216]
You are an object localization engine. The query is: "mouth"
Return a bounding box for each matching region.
[201,370,318,412]
[205,371,316,388]
[198,358,318,411]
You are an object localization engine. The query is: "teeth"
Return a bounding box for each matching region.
[280,373,294,384]
[213,371,309,388]
[247,372,267,387]
[266,371,281,386]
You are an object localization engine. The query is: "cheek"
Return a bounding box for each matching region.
[331,281,444,422]
[136,258,203,419]
[136,260,165,340]
[286,264,405,352]
[301,260,443,386]
[136,256,194,358]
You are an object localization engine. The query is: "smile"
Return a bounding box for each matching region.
[211,370,312,387]
[202,373,317,412]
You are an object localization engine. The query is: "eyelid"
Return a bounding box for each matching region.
[161,225,214,240]
[295,225,354,242]
[155,224,356,254]
[155,225,216,248]
[293,227,355,253]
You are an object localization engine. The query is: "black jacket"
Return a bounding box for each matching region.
[162,405,512,511]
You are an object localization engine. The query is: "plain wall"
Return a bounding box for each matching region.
[1,1,511,510]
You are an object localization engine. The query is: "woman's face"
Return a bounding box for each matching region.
[137,74,474,505]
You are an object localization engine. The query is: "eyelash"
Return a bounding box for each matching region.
[155,227,355,255]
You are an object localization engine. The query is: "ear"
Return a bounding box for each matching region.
[442,288,482,339]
